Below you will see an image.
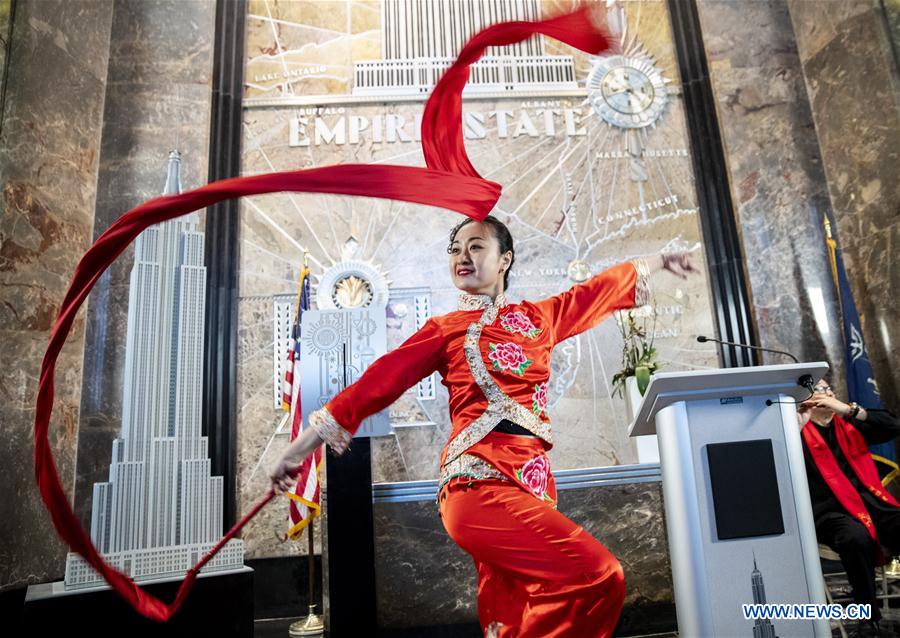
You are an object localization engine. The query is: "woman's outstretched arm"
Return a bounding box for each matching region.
[535,252,699,344]
[269,317,445,494]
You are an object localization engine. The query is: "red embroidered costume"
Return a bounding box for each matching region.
[310,259,651,637]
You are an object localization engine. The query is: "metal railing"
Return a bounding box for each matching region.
[353,55,578,96]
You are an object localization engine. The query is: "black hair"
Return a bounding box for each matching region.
[447,215,515,291]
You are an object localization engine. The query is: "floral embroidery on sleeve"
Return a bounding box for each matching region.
[516,455,553,502]
[500,310,542,339]
[487,342,533,376]
[531,382,548,415]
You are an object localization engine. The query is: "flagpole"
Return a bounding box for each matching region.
[823,218,842,315]
[289,519,324,636]
[289,249,324,636]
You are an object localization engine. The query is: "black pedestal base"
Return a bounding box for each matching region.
[23,567,254,637]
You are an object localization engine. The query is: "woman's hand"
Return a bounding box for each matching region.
[269,454,303,496]
[268,426,326,495]
[799,396,851,417]
[661,252,699,279]
[649,252,700,279]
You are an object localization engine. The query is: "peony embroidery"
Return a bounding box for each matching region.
[487,342,533,376]
[500,310,541,339]
[516,455,553,501]
[531,382,548,415]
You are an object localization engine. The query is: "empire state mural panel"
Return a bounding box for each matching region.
[237,0,721,558]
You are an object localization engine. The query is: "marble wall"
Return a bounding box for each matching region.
[885,0,900,52]
[696,0,900,415]
[0,0,12,111]
[786,0,900,411]
[695,0,850,388]
[73,0,216,530]
[0,1,114,590]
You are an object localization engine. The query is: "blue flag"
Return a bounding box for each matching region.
[832,244,896,464]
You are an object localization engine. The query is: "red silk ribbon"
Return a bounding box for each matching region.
[33,6,610,622]
[422,4,609,178]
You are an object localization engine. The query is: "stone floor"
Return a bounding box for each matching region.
[254,570,900,638]
[253,618,678,637]
[253,609,900,638]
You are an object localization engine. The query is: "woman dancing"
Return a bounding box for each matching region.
[270,215,698,637]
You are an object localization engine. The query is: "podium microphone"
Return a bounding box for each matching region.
[696,336,812,406]
[696,335,799,364]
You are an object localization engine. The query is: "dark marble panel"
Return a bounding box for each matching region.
[696,0,848,388]
[373,482,672,633]
[884,0,900,62]
[374,499,476,628]
[0,0,11,110]
[559,482,672,607]
[0,0,114,591]
[105,0,217,85]
[787,0,900,411]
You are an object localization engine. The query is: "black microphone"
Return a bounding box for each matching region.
[696,335,808,406]
[696,335,799,364]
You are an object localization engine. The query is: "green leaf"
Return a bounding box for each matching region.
[635,366,651,396]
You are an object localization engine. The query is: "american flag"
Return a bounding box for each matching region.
[282,266,322,538]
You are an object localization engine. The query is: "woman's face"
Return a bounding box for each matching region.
[810,379,837,421]
[448,222,512,297]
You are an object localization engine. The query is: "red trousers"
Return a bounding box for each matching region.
[439,433,625,637]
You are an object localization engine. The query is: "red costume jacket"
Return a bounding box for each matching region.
[310,260,650,486]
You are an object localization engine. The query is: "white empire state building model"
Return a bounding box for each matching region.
[353,0,577,96]
[65,151,244,589]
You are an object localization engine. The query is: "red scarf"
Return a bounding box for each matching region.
[802,414,899,541]
[33,6,612,622]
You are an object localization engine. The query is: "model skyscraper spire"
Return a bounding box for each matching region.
[750,553,778,638]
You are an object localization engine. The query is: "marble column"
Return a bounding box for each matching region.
[0,1,114,590]
[0,0,12,107]
[695,0,848,389]
[74,0,216,529]
[786,0,900,411]
[883,0,900,54]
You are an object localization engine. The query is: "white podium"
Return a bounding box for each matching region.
[629,363,831,638]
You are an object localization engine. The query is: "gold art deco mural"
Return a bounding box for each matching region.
[237,0,718,557]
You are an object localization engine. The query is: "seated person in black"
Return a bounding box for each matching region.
[798,379,900,630]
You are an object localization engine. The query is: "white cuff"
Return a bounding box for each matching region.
[631,258,652,307]
[310,407,353,455]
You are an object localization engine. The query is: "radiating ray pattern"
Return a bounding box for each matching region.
[234,1,722,558]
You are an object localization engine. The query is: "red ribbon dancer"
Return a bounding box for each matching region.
[33,5,609,622]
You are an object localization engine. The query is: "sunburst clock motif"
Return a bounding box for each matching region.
[586,48,671,130]
[316,259,390,310]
